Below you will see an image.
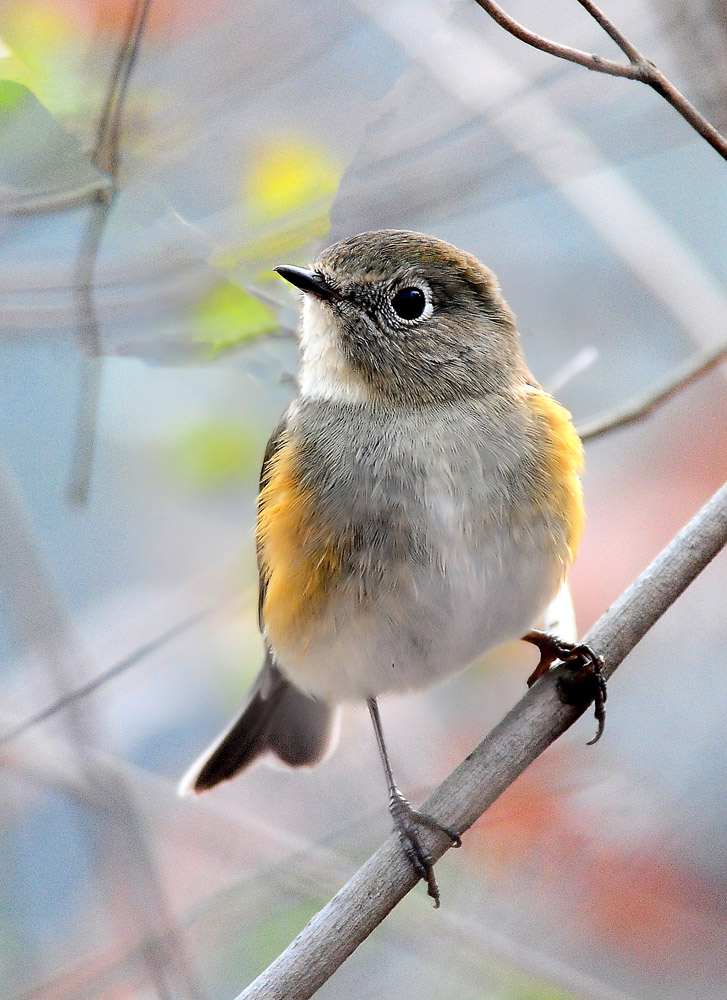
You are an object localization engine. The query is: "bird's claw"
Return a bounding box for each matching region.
[524,631,606,744]
[389,789,461,907]
[554,641,607,744]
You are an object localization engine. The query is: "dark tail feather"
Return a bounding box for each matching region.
[178,650,337,795]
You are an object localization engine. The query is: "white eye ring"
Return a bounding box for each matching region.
[390,284,433,323]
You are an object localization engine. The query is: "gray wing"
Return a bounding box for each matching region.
[178,409,338,795]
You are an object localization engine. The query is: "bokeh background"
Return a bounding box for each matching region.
[2,1,727,998]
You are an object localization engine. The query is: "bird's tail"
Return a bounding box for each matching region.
[178,649,338,795]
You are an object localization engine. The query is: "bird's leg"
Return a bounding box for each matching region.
[522,630,607,744]
[367,697,461,908]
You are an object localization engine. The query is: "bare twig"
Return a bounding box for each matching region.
[473,0,727,161]
[92,0,153,180]
[0,604,217,748]
[2,179,115,216]
[236,478,727,999]
[472,0,636,77]
[574,0,643,63]
[69,0,152,506]
[578,338,727,441]
[0,448,204,1000]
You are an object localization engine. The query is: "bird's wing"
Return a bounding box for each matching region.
[256,411,290,632]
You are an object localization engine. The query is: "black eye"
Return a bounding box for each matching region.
[391,287,427,321]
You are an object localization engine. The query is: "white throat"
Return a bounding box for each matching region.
[297,295,369,404]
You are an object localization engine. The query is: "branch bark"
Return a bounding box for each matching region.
[236,478,727,999]
[473,0,727,162]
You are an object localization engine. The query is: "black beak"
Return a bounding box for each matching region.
[274,265,336,300]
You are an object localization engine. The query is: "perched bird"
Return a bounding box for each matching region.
[179,230,604,905]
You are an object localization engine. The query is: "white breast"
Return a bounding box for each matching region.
[276,454,564,703]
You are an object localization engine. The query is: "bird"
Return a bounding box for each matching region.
[179,229,605,905]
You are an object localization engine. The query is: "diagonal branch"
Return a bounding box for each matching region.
[473,0,727,161]
[574,0,642,63]
[0,604,217,748]
[578,338,727,441]
[236,478,727,999]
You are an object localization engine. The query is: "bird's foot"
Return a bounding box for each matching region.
[389,787,461,908]
[523,630,607,745]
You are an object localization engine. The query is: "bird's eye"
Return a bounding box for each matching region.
[391,286,428,321]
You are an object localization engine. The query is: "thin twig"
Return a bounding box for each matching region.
[546,346,599,395]
[473,0,727,161]
[93,2,141,161]
[69,0,153,506]
[2,179,115,216]
[575,0,642,63]
[66,346,105,506]
[578,339,727,441]
[0,604,217,748]
[93,0,153,180]
[236,479,727,999]
[0,449,204,1000]
[472,0,638,77]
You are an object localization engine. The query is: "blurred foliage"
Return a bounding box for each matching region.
[508,983,576,1000]
[214,136,342,271]
[0,79,109,208]
[78,0,230,41]
[0,77,25,112]
[247,136,340,221]
[213,897,320,987]
[166,418,260,489]
[193,280,279,357]
[0,2,87,117]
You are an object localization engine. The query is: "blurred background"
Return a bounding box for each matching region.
[2,0,727,997]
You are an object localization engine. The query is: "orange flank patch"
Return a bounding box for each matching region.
[256,433,342,651]
[526,387,585,563]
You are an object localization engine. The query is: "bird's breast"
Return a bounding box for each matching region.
[257,391,583,701]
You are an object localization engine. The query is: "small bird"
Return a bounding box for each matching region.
[179,230,604,905]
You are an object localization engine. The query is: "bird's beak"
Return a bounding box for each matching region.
[274,265,337,301]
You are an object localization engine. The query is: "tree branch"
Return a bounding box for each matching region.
[473,0,727,162]
[574,0,642,63]
[472,0,639,78]
[578,338,727,441]
[92,0,153,182]
[236,478,727,999]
